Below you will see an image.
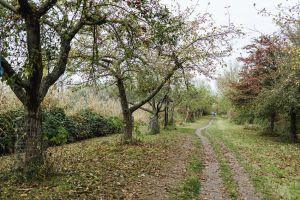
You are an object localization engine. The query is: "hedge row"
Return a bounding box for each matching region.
[0,108,123,155]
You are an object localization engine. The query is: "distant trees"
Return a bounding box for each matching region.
[230,36,282,127]
[221,2,300,142]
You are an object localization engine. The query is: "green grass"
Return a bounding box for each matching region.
[173,140,203,200]
[206,118,300,200]
[203,129,239,199]
[171,117,212,200]
[0,117,210,200]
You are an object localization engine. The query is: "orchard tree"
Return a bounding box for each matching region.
[134,73,173,134]
[257,1,300,140]
[275,7,300,142]
[0,0,125,176]
[178,83,214,122]
[71,1,239,141]
[231,35,282,126]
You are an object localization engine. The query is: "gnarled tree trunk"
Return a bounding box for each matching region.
[15,106,45,177]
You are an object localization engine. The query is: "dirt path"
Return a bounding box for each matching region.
[196,123,229,200]
[124,135,195,200]
[197,122,261,200]
[219,142,261,200]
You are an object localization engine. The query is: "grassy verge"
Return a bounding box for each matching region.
[206,118,300,200]
[171,137,202,200]
[171,117,211,200]
[0,117,210,200]
[203,128,239,199]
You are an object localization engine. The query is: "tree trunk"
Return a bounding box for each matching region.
[169,104,175,127]
[116,78,133,141]
[269,112,276,133]
[124,112,134,141]
[185,108,189,122]
[185,109,194,122]
[150,113,160,134]
[290,110,298,142]
[164,101,169,129]
[15,106,45,177]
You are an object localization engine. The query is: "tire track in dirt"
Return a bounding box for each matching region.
[196,123,229,200]
[219,142,261,200]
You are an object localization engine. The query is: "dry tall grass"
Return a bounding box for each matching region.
[0,83,149,123]
[0,84,21,111]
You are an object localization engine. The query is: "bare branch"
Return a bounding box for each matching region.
[0,57,29,89]
[129,65,179,113]
[0,58,28,104]
[42,18,63,35]
[39,39,71,100]
[37,0,57,16]
[129,102,153,114]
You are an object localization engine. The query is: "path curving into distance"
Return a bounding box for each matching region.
[196,122,229,200]
[196,121,261,200]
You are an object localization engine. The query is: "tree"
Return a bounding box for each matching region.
[0,0,112,176]
[256,1,300,141]
[177,83,214,122]
[230,35,282,127]
[69,1,239,141]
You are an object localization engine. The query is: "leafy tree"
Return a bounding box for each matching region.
[0,0,126,176]
[230,36,282,127]
[256,0,300,141]
[71,2,240,141]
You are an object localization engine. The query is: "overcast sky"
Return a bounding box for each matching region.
[161,0,299,91]
[162,0,298,59]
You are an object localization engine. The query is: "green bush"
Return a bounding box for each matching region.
[43,107,70,146]
[69,109,123,141]
[107,116,123,134]
[49,126,69,145]
[0,107,123,155]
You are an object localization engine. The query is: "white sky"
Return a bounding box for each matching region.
[161,0,299,91]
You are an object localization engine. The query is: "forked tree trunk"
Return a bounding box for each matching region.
[290,110,298,143]
[185,109,194,122]
[15,106,45,177]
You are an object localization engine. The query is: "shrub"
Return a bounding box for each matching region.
[69,109,123,141]
[107,116,123,134]
[43,107,70,146]
[0,107,123,155]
